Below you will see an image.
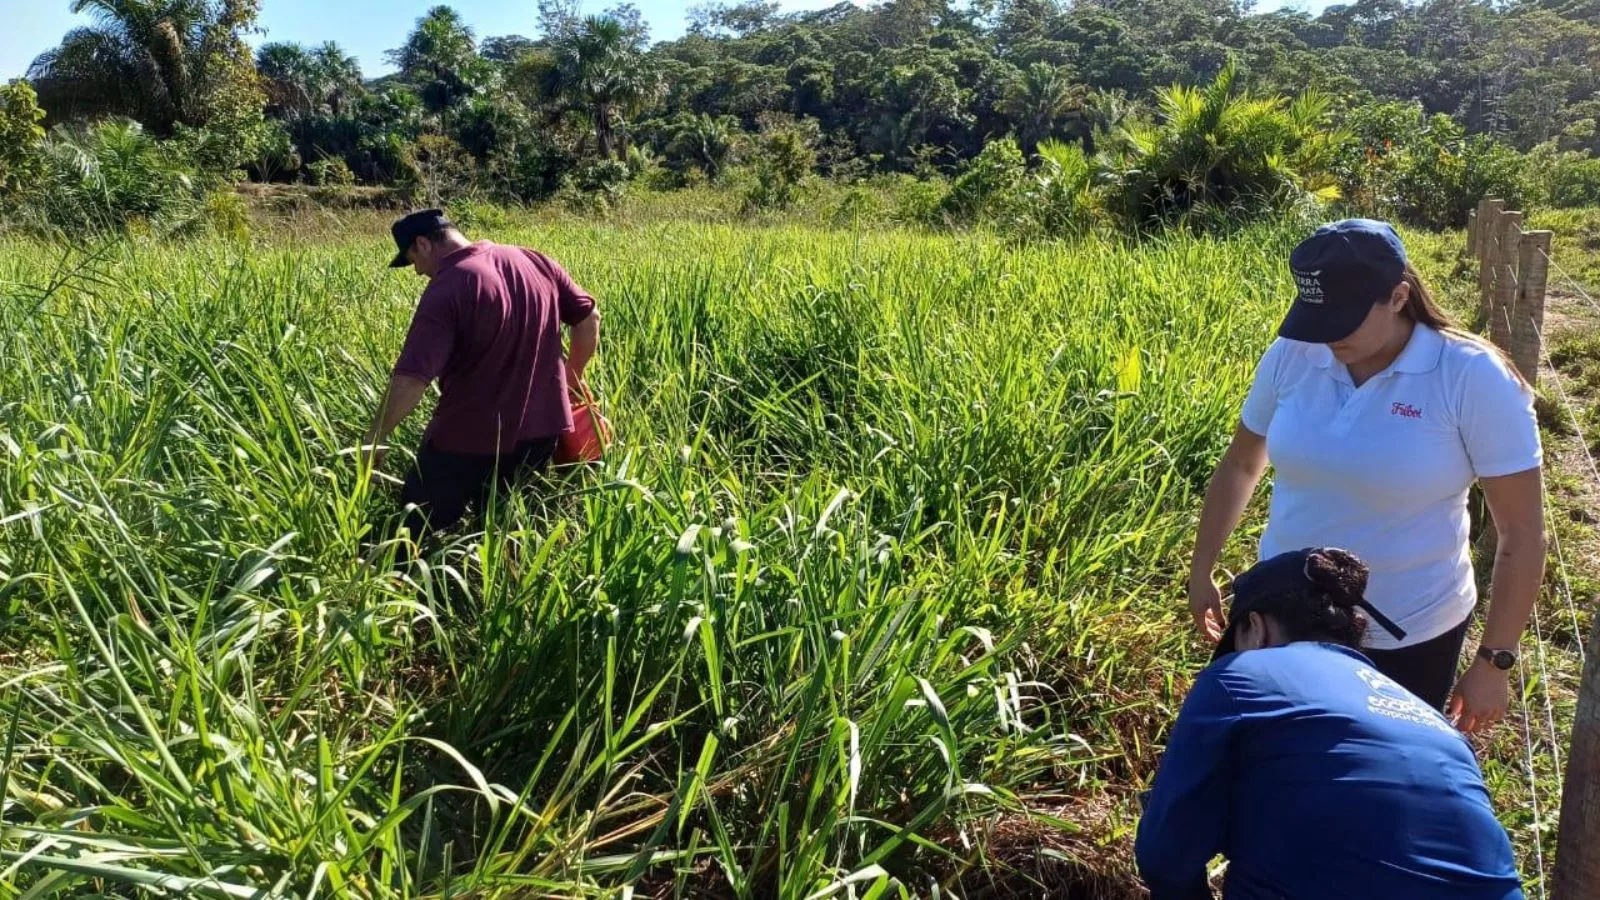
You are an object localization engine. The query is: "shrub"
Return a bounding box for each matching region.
[404,134,477,206]
[485,130,580,203]
[832,186,886,228]
[1329,100,1423,217]
[449,198,515,232]
[0,80,47,212]
[938,137,1028,226]
[1524,142,1600,209]
[563,158,631,215]
[1547,157,1600,208]
[574,158,631,197]
[743,116,819,212]
[1110,61,1342,228]
[306,156,357,187]
[28,120,206,235]
[624,144,667,187]
[1024,139,1097,238]
[879,174,949,226]
[249,120,301,183]
[1390,115,1524,230]
[202,189,252,241]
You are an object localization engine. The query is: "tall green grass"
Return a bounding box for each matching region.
[0,220,1474,896]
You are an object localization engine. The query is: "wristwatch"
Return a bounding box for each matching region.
[1477,646,1518,671]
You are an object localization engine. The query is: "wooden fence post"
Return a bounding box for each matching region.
[1480,199,1505,321]
[1489,211,1523,350]
[1556,618,1600,899]
[1470,197,1493,258]
[1511,231,1551,387]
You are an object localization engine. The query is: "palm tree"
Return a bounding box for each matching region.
[256,42,317,118]
[1069,88,1140,157]
[1117,60,1343,223]
[310,43,364,116]
[34,119,203,232]
[1002,62,1083,153]
[28,0,210,133]
[257,41,365,119]
[388,5,485,114]
[668,113,738,178]
[544,16,659,161]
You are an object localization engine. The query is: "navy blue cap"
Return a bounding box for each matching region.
[388,208,453,268]
[1212,547,1406,661]
[1279,219,1408,344]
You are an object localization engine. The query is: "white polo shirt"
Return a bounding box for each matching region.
[1240,325,1541,649]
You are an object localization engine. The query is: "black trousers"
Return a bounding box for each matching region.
[400,437,559,536]
[1362,617,1473,711]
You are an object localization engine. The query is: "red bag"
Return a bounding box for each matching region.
[555,379,612,466]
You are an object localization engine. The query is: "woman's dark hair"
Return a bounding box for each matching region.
[1267,548,1371,649]
[1399,263,1528,388]
[1397,263,1456,332]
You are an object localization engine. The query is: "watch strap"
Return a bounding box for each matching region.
[1477,646,1517,670]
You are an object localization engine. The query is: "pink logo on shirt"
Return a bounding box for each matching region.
[1390,402,1423,419]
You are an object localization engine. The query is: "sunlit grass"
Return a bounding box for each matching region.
[0,218,1547,897]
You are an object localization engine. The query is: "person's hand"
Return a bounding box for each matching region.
[359,441,389,486]
[1188,569,1225,642]
[565,359,586,387]
[1448,660,1511,734]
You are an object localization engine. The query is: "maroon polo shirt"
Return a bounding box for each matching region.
[393,241,596,455]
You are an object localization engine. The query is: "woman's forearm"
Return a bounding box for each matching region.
[1193,467,1260,575]
[1191,428,1270,578]
[1481,525,1546,649]
[1478,468,1546,651]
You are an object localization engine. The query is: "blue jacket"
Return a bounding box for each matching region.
[1135,642,1524,900]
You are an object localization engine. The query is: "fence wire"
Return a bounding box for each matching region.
[1541,247,1600,321]
[1488,247,1596,899]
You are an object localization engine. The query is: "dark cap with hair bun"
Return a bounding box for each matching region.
[1213,547,1405,661]
[1302,548,1369,605]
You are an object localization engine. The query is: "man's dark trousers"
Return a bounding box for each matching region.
[400,436,559,536]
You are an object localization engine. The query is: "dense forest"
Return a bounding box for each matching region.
[2,0,1598,235]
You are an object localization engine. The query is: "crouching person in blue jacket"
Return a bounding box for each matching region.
[1136,547,1524,900]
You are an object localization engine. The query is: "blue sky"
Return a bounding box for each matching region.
[1,1,832,79]
[3,0,1334,81]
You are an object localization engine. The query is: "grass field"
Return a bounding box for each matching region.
[0,216,1579,898]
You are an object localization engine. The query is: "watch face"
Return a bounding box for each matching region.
[1492,650,1517,670]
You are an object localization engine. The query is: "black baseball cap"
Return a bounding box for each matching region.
[1278,219,1408,344]
[1212,547,1407,661]
[388,208,453,268]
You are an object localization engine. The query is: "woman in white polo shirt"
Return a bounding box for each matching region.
[1188,219,1544,733]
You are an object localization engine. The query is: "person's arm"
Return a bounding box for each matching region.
[1189,341,1283,638]
[1189,426,1270,639]
[1451,467,1544,733]
[537,250,599,384]
[362,374,429,470]
[1450,350,1546,733]
[364,285,454,471]
[1136,669,1240,899]
[566,310,600,383]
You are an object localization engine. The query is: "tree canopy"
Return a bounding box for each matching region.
[10,0,1600,231]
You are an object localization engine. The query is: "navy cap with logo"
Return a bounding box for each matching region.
[388,208,453,268]
[1279,219,1408,344]
[1212,547,1407,661]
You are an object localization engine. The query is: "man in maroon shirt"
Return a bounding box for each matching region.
[363,209,601,536]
